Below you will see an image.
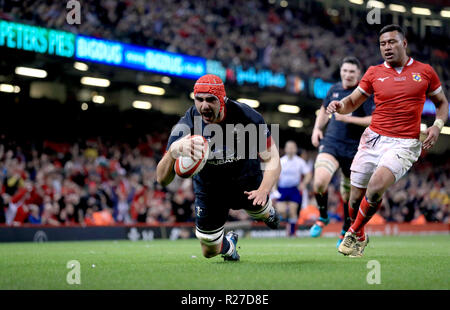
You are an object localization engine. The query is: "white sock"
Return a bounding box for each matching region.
[225,236,235,256]
[246,199,273,221]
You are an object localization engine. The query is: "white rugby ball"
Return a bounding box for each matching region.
[174,135,209,178]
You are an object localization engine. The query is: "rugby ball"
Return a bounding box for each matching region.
[174,135,209,178]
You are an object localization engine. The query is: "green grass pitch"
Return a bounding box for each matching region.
[0,235,448,290]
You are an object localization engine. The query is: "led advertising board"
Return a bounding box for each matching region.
[0,20,75,58]
[75,35,206,79]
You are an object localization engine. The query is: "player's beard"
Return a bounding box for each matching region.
[201,108,217,123]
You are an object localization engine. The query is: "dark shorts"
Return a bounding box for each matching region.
[319,139,358,178]
[277,186,302,205]
[194,174,264,232]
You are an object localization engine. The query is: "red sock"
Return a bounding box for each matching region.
[349,197,381,239]
[348,205,356,224]
[357,227,365,241]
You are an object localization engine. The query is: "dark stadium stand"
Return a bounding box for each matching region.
[1,0,449,90]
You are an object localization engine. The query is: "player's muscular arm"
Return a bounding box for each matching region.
[326,88,368,115]
[311,106,329,147]
[156,151,176,187]
[156,135,205,186]
[430,90,449,124]
[334,114,372,127]
[423,90,449,150]
[245,139,281,206]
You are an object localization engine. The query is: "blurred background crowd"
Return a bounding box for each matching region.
[1,0,449,91]
[0,136,448,227]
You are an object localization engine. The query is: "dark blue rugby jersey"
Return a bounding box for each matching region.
[322,82,375,144]
[166,98,271,191]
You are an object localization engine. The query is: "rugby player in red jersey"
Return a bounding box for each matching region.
[327,24,448,257]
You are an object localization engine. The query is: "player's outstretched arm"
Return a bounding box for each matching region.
[423,90,449,150]
[334,114,372,127]
[156,135,205,186]
[326,88,368,115]
[156,151,177,187]
[311,106,329,147]
[245,138,281,206]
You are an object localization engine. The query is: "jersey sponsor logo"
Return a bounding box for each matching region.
[394,76,406,81]
[191,116,276,161]
[412,73,422,82]
[208,156,242,165]
[377,77,390,82]
[206,137,239,165]
[208,142,235,158]
[332,92,339,98]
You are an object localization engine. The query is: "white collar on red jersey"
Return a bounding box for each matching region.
[384,57,414,73]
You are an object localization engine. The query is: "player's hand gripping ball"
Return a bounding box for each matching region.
[174,135,209,178]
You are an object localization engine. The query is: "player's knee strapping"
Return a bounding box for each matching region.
[246,199,273,221]
[195,226,224,246]
[314,158,338,176]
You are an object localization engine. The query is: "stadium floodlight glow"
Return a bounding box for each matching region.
[0,84,20,93]
[161,76,171,84]
[367,1,385,9]
[81,103,88,110]
[441,10,450,18]
[425,20,442,27]
[288,119,303,128]
[237,98,260,108]
[411,7,431,15]
[92,95,105,104]
[132,100,152,110]
[138,85,165,96]
[74,62,89,71]
[388,4,406,13]
[280,0,288,8]
[15,67,47,78]
[348,0,364,5]
[81,77,110,87]
[278,104,300,114]
[441,126,450,135]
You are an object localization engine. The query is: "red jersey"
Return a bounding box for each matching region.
[358,58,442,139]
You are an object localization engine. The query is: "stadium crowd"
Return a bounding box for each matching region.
[0,0,449,91]
[0,137,447,227]
[0,135,191,226]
